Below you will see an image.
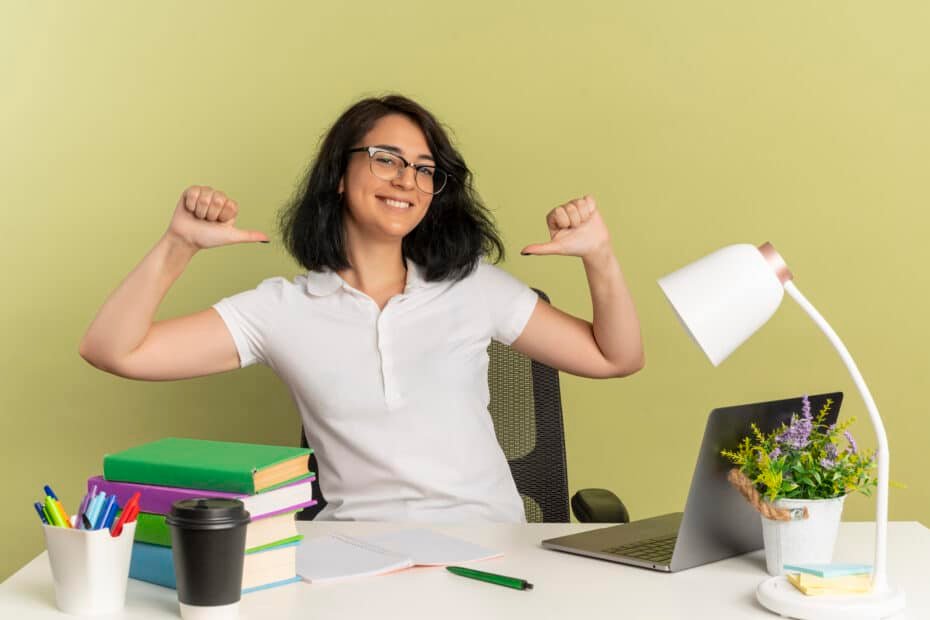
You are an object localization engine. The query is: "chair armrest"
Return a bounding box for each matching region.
[571,488,630,523]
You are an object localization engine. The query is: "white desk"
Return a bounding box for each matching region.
[2,521,927,619]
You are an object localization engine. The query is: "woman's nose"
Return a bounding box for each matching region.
[392,166,416,189]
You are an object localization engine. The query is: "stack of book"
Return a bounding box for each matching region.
[784,563,874,596]
[92,437,315,594]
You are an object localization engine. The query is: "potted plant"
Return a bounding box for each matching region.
[722,395,876,575]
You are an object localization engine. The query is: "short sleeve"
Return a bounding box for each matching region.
[476,261,539,345]
[212,277,289,368]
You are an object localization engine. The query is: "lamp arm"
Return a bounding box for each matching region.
[783,281,890,592]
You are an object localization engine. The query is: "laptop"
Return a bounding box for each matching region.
[542,392,843,572]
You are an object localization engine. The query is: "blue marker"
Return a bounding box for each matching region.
[43,485,58,501]
[34,502,49,525]
[103,500,121,529]
[95,495,117,530]
[86,493,106,529]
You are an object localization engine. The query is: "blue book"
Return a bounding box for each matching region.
[783,563,873,578]
[129,539,302,593]
[242,576,302,594]
[130,542,177,588]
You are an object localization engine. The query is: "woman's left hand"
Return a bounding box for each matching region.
[520,195,611,259]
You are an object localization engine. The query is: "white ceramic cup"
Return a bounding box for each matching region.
[43,519,137,615]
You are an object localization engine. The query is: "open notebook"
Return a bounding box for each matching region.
[297,529,502,583]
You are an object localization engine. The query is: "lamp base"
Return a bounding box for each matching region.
[756,576,905,619]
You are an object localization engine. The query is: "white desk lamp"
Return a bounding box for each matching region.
[658,243,906,619]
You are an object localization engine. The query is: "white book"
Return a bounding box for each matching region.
[297,529,502,583]
[245,511,300,551]
[242,479,314,519]
[243,543,300,591]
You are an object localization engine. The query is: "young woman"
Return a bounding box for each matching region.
[80,95,644,523]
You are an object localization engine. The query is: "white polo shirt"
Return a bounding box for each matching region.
[212,259,539,523]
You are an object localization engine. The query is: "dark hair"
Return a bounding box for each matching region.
[278,94,504,281]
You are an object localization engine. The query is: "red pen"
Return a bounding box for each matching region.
[110,492,141,537]
[111,503,138,537]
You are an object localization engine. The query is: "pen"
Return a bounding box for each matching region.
[111,492,140,537]
[76,485,95,530]
[44,485,72,528]
[44,496,66,528]
[122,503,139,529]
[104,502,120,529]
[86,492,105,529]
[81,490,99,529]
[34,502,49,525]
[111,503,139,537]
[54,499,73,529]
[95,495,117,530]
[446,566,533,591]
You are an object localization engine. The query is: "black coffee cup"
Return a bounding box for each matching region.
[166,498,250,619]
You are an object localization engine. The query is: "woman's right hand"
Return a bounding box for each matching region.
[166,185,270,251]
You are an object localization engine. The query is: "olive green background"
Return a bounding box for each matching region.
[2,1,927,580]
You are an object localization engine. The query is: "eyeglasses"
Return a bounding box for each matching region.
[347,146,449,195]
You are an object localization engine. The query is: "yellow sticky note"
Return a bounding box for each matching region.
[786,572,872,596]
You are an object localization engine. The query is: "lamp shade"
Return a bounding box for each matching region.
[657,244,786,366]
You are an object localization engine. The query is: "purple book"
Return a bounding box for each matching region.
[87,475,316,520]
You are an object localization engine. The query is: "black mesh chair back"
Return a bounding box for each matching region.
[298,289,571,523]
[487,289,570,522]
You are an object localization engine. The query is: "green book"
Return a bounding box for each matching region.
[135,512,173,547]
[103,437,312,495]
[134,511,304,553]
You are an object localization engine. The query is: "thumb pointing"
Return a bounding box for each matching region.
[520,242,561,256]
[230,229,271,245]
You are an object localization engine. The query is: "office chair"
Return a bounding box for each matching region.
[297,289,630,524]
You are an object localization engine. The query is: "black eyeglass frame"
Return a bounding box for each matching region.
[347,146,449,195]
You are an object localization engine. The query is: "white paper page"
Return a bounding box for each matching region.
[361,529,502,566]
[296,534,413,583]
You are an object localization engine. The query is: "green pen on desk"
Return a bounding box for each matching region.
[446,566,533,590]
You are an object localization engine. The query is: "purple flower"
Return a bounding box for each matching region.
[775,396,815,450]
[777,413,813,450]
[820,456,836,469]
[825,443,838,459]
[820,443,838,469]
[769,447,782,459]
[845,430,858,455]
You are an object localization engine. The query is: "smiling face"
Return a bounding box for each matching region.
[338,113,435,244]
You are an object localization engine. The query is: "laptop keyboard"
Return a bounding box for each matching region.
[602,534,677,564]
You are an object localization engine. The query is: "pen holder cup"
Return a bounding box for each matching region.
[42,520,137,615]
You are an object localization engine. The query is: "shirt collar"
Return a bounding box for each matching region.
[403,258,429,292]
[305,258,432,297]
[304,269,344,296]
